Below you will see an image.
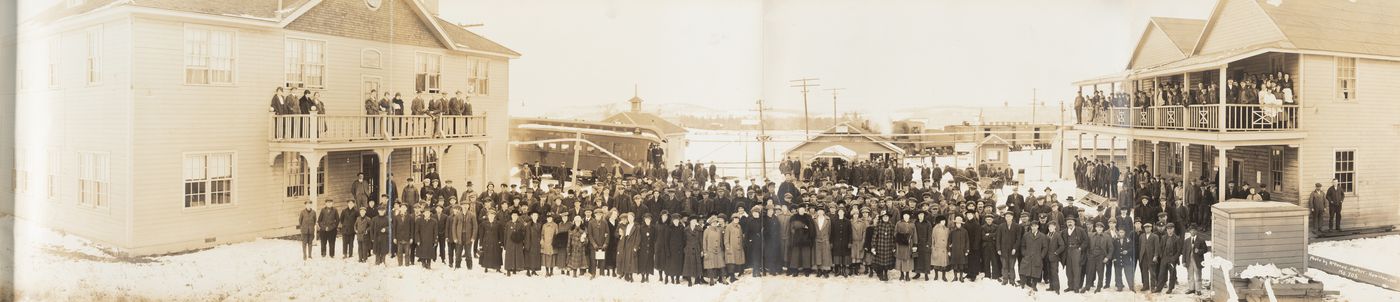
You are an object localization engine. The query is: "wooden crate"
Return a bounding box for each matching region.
[1212,200,1310,276]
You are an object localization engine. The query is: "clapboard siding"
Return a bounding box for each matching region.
[1129,26,1187,69]
[1296,54,1400,229]
[15,16,136,249]
[1224,145,1298,204]
[124,14,512,254]
[1212,202,1308,275]
[1196,0,1287,55]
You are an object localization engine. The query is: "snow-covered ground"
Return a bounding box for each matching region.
[10,213,1211,301]
[1306,235,1400,301]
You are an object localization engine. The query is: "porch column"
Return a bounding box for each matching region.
[375,148,392,207]
[1150,141,1160,175]
[301,151,326,209]
[1218,65,1228,132]
[1092,134,1100,161]
[1217,145,1231,202]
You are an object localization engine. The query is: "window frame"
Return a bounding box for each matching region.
[47,149,61,201]
[411,147,439,181]
[183,24,238,86]
[85,26,102,85]
[1335,57,1356,101]
[467,58,490,96]
[1333,149,1356,195]
[284,36,327,89]
[1270,148,1284,193]
[77,151,110,208]
[283,152,325,199]
[183,152,237,209]
[415,52,442,94]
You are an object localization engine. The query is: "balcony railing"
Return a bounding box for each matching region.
[270,114,487,143]
[1080,104,1298,132]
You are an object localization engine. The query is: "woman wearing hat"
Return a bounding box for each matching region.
[894,212,917,281]
[723,213,746,283]
[637,214,657,283]
[831,207,853,277]
[616,213,639,282]
[567,214,589,277]
[870,211,897,281]
[683,217,705,286]
[850,208,870,276]
[665,213,688,284]
[914,211,934,281]
[787,207,815,276]
[540,214,560,276]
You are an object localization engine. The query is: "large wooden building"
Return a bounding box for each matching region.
[1071,0,1400,230]
[13,0,518,255]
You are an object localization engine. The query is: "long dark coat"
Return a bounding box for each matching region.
[504,220,527,270]
[525,220,542,270]
[871,220,897,267]
[742,217,765,268]
[666,223,687,275]
[638,222,656,273]
[764,216,786,271]
[683,226,704,278]
[1017,232,1048,279]
[415,216,438,260]
[478,219,504,269]
[914,220,934,272]
[964,220,984,271]
[617,223,641,274]
[654,221,672,273]
[372,215,391,255]
[788,214,814,268]
[948,226,969,266]
[831,217,852,259]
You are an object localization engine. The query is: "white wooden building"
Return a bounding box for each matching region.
[1071,0,1400,230]
[13,0,518,255]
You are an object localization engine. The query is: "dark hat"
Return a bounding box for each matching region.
[1165,223,1176,229]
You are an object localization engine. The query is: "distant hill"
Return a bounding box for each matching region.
[515,101,1066,132]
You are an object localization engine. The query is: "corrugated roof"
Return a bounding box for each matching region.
[433,16,522,57]
[1150,17,1208,55]
[1255,0,1400,58]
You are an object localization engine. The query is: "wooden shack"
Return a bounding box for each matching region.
[1211,200,1310,275]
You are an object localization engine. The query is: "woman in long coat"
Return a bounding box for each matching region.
[870,213,896,281]
[831,208,853,276]
[763,209,786,274]
[666,217,688,284]
[551,216,570,272]
[654,215,673,282]
[788,210,814,274]
[930,217,951,280]
[850,211,869,274]
[637,215,657,282]
[503,213,527,275]
[702,217,726,285]
[605,213,620,275]
[567,216,589,276]
[683,218,705,285]
[913,212,934,279]
[415,212,439,268]
[948,216,970,281]
[525,214,543,275]
[894,213,916,280]
[723,215,745,281]
[812,209,833,276]
[540,215,559,276]
[617,215,640,281]
[478,212,504,272]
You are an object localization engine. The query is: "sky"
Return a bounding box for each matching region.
[444,0,1218,116]
[18,0,1218,116]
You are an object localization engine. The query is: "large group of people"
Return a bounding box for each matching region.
[293,154,1227,297]
[269,86,478,138]
[1074,71,1297,128]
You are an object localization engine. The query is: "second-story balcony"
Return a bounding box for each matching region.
[1079,104,1298,132]
[269,114,487,149]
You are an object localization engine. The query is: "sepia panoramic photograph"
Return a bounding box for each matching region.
[2,0,1399,301]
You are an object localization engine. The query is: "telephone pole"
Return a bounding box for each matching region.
[755,99,773,180]
[790,78,820,139]
[826,88,845,127]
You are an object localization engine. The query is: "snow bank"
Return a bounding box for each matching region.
[1309,235,1400,276]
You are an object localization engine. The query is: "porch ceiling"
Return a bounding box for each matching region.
[1070,124,1305,148]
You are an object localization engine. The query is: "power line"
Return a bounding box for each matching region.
[825,87,845,125]
[789,78,820,140]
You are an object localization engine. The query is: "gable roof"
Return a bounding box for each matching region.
[978,134,1011,146]
[1151,17,1208,54]
[604,112,688,136]
[26,0,520,58]
[1254,0,1400,58]
[783,122,906,157]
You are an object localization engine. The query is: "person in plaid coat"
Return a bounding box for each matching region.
[870,212,897,281]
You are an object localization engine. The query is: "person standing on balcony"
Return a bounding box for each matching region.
[411,91,427,115]
[270,86,294,115]
[1327,179,1345,231]
[1074,91,1085,124]
[364,89,381,115]
[297,89,314,114]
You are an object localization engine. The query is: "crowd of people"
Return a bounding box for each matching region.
[293,155,1226,297]
[268,86,478,137]
[1074,71,1297,127]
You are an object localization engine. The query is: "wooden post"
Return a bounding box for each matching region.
[1218,65,1228,132]
[302,151,325,209]
[571,132,582,186]
[1151,141,1160,175]
[1217,146,1229,203]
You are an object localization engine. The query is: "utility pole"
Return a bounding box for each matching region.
[790,78,820,139]
[1031,88,1037,125]
[1058,99,1066,180]
[755,99,772,180]
[826,88,845,127]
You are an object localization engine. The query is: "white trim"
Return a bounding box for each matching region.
[1330,148,1357,197]
[181,23,240,86]
[76,150,111,209]
[84,25,103,86]
[181,151,239,211]
[283,35,328,89]
[414,51,443,93]
[276,0,324,28]
[360,48,383,69]
[361,74,384,101]
[1333,56,1357,102]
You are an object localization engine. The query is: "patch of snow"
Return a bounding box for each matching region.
[1310,235,1400,275]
